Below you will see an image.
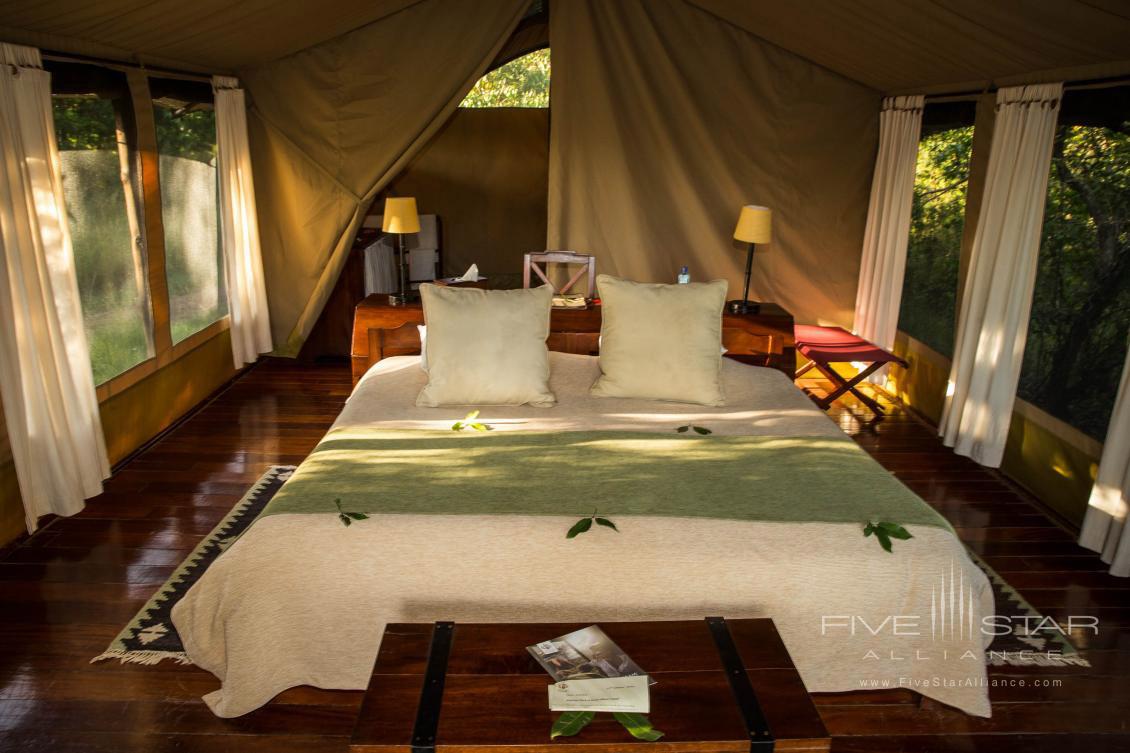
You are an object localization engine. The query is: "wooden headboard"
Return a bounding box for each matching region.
[351,294,796,385]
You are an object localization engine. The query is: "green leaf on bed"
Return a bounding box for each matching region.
[550,710,595,739]
[567,517,593,538]
[613,712,664,741]
[568,509,618,538]
[335,498,369,527]
[878,521,912,539]
[676,425,712,435]
[864,521,912,552]
[595,517,619,531]
[452,410,494,432]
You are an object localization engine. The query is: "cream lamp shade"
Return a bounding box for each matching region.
[733,205,772,244]
[382,197,420,234]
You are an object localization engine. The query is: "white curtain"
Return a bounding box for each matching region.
[213,76,272,368]
[852,95,924,382]
[1079,342,1130,576]
[0,43,110,532]
[940,83,1062,468]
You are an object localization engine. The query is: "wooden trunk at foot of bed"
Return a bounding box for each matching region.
[350,618,830,752]
[351,294,796,385]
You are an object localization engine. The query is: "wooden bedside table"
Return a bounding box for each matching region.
[351,618,829,752]
[351,295,796,384]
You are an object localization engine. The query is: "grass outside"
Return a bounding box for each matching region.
[83,294,226,386]
[171,306,226,345]
[84,308,151,386]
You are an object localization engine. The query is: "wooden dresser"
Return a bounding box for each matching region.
[351,294,795,385]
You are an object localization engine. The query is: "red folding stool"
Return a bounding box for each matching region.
[794,325,908,416]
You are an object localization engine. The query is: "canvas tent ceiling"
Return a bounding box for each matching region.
[2,0,1129,91]
[0,0,421,72]
[688,0,1130,93]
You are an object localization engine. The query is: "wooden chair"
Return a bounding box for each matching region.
[522,251,596,299]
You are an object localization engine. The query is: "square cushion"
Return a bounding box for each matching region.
[591,275,727,406]
[417,284,556,407]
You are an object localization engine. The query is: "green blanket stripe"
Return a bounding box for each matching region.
[258,429,952,532]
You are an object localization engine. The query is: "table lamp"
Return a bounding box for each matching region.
[730,205,772,314]
[382,197,421,306]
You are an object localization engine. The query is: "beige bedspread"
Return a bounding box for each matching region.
[172,354,993,718]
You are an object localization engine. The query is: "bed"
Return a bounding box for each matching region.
[171,352,993,718]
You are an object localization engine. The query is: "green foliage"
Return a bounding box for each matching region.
[52,93,224,384]
[451,410,494,432]
[550,710,594,738]
[900,119,1129,440]
[461,49,550,108]
[53,97,152,384]
[1018,123,1130,439]
[84,312,152,386]
[170,309,224,344]
[863,521,913,553]
[567,517,593,538]
[548,711,663,742]
[53,97,118,150]
[335,499,369,527]
[158,150,226,343]
[567,509,618,538]
[612,712,664,741]
[898,127,973,358]
[153,104,216,164]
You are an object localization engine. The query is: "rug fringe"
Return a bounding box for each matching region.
[90,649,193,666]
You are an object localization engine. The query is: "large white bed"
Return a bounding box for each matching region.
[172,353,993,718]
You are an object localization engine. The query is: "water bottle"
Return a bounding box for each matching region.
[677,266,690,284]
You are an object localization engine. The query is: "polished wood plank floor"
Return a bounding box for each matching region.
[0,360,1126,752]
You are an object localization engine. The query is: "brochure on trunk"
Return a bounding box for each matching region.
[526,625,651,683]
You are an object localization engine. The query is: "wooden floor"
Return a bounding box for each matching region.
[0,359,1127,752]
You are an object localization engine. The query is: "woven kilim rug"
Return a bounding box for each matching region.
[93,464,1087,668]
[92,465,294,665]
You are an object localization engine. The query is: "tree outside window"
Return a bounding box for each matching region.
[1018,120,1130,440]
[153,100,227,344]
[461,49,549,108]
[897,125,974,358]
[52,95,154,385]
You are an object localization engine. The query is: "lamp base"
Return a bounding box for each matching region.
[727,299,760,315]
[388,291,418,307]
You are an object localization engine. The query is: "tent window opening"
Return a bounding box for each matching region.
[460,48,549,108]
[897,103,976,358]
[151,79,227,344]
[49,66,155,386]
[1017,86,1130,440]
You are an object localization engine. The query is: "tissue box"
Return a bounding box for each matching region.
[431,277,490,289]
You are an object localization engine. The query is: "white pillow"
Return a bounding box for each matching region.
[416,284,556,407]
[591,275,727,406]
[418,325,427,370]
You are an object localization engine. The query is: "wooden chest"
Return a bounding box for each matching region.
[350,618,829,752]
